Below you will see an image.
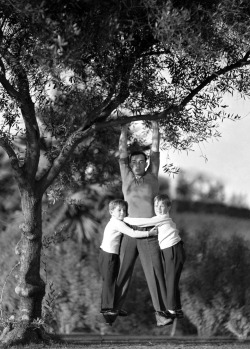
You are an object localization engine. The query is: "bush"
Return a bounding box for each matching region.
[180,226,250,337]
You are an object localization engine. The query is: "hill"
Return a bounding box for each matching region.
[171,200,250,240]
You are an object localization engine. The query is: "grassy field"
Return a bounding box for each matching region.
[173,211,250,241]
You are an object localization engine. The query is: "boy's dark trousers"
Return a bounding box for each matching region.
[99,249,120,311]
[161,241,186,310]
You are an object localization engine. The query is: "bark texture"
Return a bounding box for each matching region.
[0,193,48,346]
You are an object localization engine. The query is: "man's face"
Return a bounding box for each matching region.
[130,154,147,176]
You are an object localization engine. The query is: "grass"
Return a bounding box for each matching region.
[173,211,250,241]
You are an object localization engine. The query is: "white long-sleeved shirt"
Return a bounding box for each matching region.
[100,217,152,254]
[124,214,181,250]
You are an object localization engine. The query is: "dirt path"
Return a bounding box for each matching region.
[59,334,250,346]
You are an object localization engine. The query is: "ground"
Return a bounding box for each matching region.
[7,343,250,349]
[3,336,249,349]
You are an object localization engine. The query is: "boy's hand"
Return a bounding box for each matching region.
[149,227,158,236]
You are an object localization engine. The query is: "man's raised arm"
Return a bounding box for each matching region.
[151,121,160,152]
[119,124,128,159]
[149,121,160,176]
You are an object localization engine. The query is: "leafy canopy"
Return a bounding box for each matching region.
[0,0,250,191]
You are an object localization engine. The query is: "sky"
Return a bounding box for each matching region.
[160,94,250,208]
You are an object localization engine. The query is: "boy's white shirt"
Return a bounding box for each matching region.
[124,214,181,249]
[100,217,151,254]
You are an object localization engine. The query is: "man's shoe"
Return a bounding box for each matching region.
[100,309,118,316]
[155,312,173,327]
[117,309,128,317]
[175,309,184,319]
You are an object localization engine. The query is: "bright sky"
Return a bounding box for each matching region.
[160,94,250,208]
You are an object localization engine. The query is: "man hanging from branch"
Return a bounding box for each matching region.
[112,121,172,327]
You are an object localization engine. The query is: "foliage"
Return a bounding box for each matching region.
[225,306,250,340]
[42,239,103,334]
[180,227,250,337]
[1,0,250,164]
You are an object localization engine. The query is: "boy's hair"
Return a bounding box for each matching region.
[129,151,147,163]
[154,194,172,208]
[109,199,128,213]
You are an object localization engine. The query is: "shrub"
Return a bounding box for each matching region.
[181,227,250,337]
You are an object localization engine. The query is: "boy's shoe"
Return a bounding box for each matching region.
[162,310,176,319]
[155,311,173,327]
[163,309,184,319]
[102,311,118,326]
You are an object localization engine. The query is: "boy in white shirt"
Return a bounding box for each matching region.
[99,199,157,325]
[124,194,185,320]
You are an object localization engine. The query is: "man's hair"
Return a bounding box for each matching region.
[129,151,147,163]
[109,199,128,213]
[154,194,172,207]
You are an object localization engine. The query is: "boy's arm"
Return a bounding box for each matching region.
[149,121,160,175]
[119,124,128,159]
[124,215,169,227]
[116,220,157,238]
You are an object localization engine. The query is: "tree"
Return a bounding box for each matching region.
[0,0,250,345]
[176,170,225,203]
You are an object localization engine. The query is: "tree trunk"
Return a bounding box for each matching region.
[0,192,49,346]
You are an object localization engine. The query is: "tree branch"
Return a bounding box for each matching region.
[90,65,133,125]
[95,106,178,128]
[89,37,157,125]
[95,53,250,128]
[15,65,40,178]
[38,122,95,192]
[180,53,250,107]
[1,52,41,179]
[0,72,21,101]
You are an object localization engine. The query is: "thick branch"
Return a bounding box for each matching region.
[1,53,40,179]
[16,66,40,178]
[95,106,178,129]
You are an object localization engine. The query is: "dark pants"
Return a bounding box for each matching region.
[114,233,168,312]
[161,241,186,310]
[99,249,120,310]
